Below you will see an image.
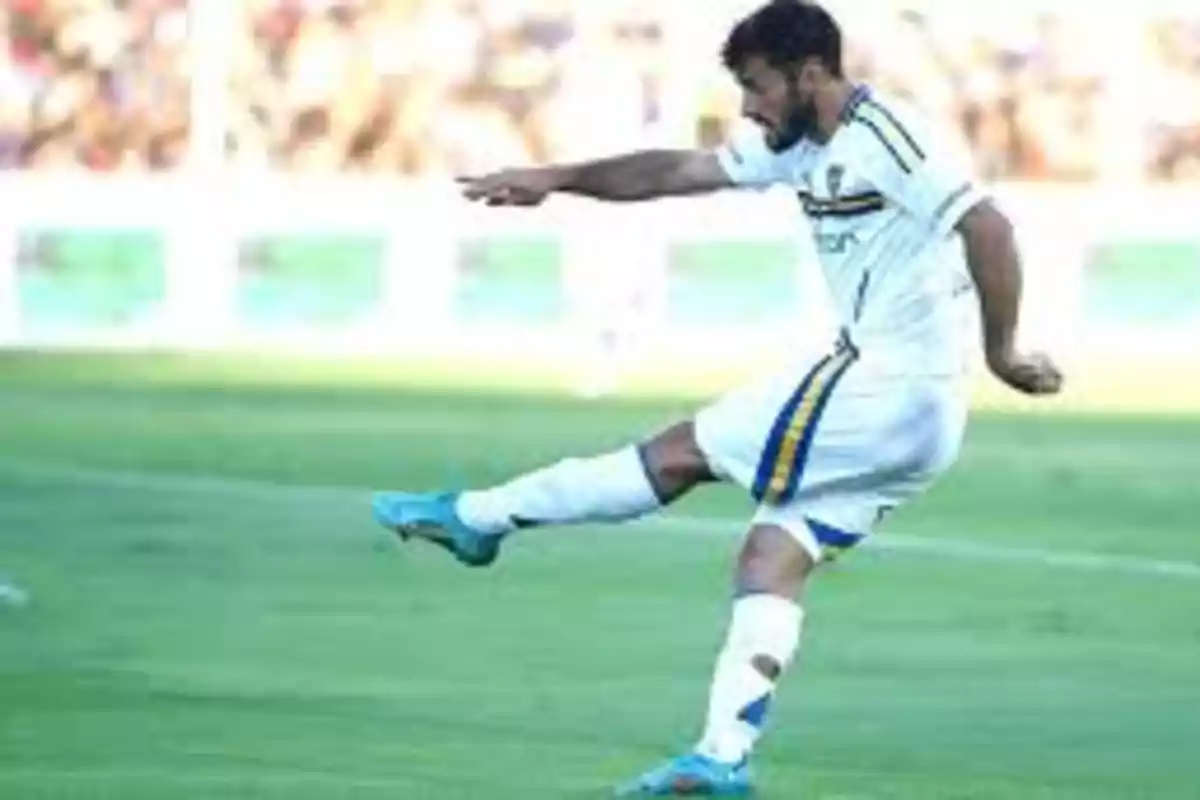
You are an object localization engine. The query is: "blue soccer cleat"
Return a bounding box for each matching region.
[615,752,754,796]
[372,491,503,568]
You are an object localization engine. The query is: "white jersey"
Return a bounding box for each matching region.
[715,86,985,378]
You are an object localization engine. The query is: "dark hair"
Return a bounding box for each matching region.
[721,0,844,78]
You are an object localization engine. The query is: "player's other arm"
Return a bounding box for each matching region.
[852,106,1061,395]
[459,150,732,206]
[954,202,1060,394]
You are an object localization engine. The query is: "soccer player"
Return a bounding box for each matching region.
[374,0,1063,794]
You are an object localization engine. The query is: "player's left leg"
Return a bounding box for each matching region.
[372,420,717,566]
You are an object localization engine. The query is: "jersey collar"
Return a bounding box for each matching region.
[838,84,871,123]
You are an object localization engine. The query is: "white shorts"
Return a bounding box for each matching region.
[694,342,968,560]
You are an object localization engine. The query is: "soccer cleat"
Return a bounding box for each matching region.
[372,491,503,568]
[615,752,754,796]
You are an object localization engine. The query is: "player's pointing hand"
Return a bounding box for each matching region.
[457,168,560,207]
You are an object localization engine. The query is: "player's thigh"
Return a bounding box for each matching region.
[651,349,838,496]
[692,352,837,492]
[692,346,913,499]
[809,373,969,497]
[755,377,968,561]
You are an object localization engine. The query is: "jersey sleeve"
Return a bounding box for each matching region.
[849,99,988,238]
[712,122,790,189]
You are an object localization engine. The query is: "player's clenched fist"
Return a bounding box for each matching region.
[987,349,1063,395]
[457,168,560,207]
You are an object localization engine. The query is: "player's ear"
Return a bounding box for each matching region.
[793,57,824,91]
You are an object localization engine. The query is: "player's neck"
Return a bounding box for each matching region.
[811,79,857,144]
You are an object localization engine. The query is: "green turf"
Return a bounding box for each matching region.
[1,352,1198,799]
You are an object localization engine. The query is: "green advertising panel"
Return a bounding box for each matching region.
[237,235,385,329]
[1085,239,1200,328]
[17,229,165,332]
[455,237,563,326]
[667,239,799,326]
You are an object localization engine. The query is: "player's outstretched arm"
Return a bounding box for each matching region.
[458,150,733,206]
[956,201,1063,396]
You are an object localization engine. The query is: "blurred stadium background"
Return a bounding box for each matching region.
[0,0,1198,407]
[1,2,1199,799]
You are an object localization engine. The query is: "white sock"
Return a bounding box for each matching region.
[695,594,803,764]
[455,446,662,535]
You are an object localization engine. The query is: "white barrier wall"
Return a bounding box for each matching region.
[0,174,1197,378]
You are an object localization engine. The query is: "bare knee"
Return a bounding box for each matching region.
[636,420,716,504]
[735,523,818,599]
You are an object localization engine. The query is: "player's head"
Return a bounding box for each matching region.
[721,0,845,151]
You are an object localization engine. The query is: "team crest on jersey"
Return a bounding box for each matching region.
[826,165,845,198]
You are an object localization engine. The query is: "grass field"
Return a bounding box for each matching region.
[2,352,1199,799]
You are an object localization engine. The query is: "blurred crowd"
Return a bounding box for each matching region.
[0,0,189,170]
[3,0,1199,180]
[229,0,672,173]
[832,5,1200,182]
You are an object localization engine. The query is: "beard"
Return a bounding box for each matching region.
[765,87,818,152]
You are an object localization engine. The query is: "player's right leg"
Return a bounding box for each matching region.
[372,420,717,567]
